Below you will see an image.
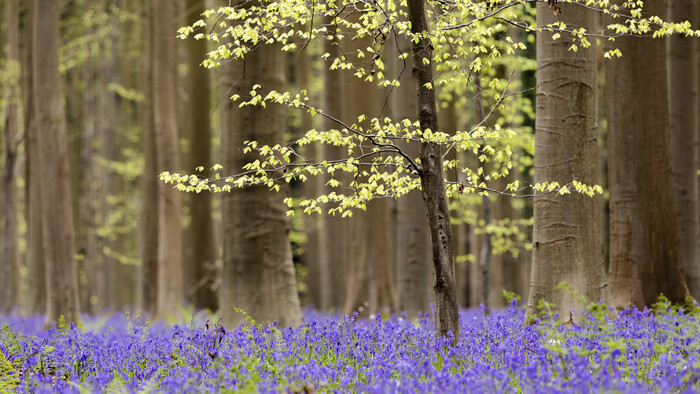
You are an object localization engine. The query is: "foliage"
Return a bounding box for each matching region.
[3,299,700,392]
[161,0,700,214]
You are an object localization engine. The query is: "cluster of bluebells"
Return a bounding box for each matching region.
[1,299,700,393]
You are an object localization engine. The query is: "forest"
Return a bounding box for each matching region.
[2,0,700,392]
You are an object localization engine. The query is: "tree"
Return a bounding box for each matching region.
[668,0,700,298]
[219,14,303,328]
[526,1,607,320]
[183,0,218,311]
[33,0,81,324]
[152,0,184,317]
[2,0,21,313]
[606,0,689,308]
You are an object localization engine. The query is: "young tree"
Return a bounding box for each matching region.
[606,0,690,308]
[526,1,607,321]
[33,0,81,324]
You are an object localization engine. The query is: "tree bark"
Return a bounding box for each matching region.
[391,31,433,318]
[319,18,347,311]
[183,0,218,311]
[407,0,459,343]
[2,0,21,313]
[668,0,700,298]
[139,0,158,316]
[526,2,607,321]
[220,31,302,328]
[606,0,689,308]
[152,0,184,317]
[33,0,81,324]
[19,0,45,315]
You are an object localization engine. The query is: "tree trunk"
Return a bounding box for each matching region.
[342,46,397,318]
[319,18,347,311]
[526,2,607,321]
[2,0,20,313]
[606,0,689,308]
[183,0,218,311]
[33,0,81,324]
[220,32,302,328]
[668,0,700,298]
[19,0,45,315]
[407,0,459,343]
[391,31,433,318]
[139,0,158,316]
[152,0,184,317]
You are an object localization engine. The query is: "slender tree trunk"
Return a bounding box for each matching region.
[139,0,158,316]
[407,0,459,343]
[391,31,433,318]
[152,0,184,317]
[2,0,20,313]
[220,30,302,328]
[668,0,700,297]
[526,2,607,321]
[183,0,217,311]
[606,0,689,308]
[33,0,81,324]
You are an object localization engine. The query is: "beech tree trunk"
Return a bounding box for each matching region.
[184,0,218,311]
[152,0,184,317]
[19,0,45,315]
[606,0,689,308]
[2,0,20,313]
[407,0,459,343]
[526,2,607,321]
[668,0,700,298]
[139,1,158,315]
[220,31,302,328]
[391,31,433,318]
[33,0,81,324]
[318,19,348,311]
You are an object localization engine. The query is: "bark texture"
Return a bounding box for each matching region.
[668,0,700,297]
[152,0,184,317]
[139,1,158,315]
[407,0,459,343]
[606,0,689,308]
[220,38,302,328]
[33,0,81,324]
[184,0,218,311]
[526,2,607,321]
[391,32,433,318]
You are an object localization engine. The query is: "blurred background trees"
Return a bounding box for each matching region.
[0,0,698,328]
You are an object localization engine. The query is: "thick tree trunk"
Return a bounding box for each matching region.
[668,0,700,298]
[2,0,20,313]
[184,0,218,311]
[33,0,81,324]
[526,2,607,321]
[606,0,689,308]
[220,36,302,328]
[407,0,459,343]
[342,48,397,318]
[152,0,184,317]
[19,0,45,315]
[319,19,347,311]
[139,1,158,316]
[391,32,433,318]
